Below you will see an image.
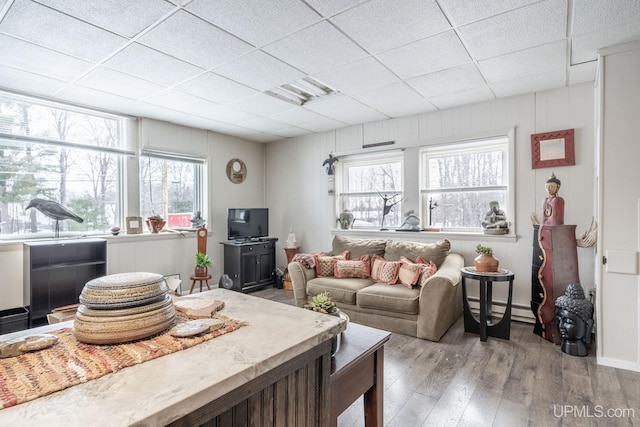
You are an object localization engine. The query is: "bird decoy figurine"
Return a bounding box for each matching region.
[25,198,84,238]
[322,154,338,175]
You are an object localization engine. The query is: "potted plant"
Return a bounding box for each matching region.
[474,244,499,272]
[194,252,212,277]
[304,292,342,356]
[146,214,165,233]
[304,291,338,315]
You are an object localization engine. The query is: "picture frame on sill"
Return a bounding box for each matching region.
[126,216,143,234]
[531,128,575,169]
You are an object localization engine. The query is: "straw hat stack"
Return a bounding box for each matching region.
[73,272,176,344]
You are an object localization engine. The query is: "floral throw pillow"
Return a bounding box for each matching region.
[415,256,438,287]
[314,250,349,277]
[397,256,423,288]
[334,255,371,279]
[370,255,401,285]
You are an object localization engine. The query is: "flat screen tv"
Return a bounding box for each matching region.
[227,208,269,241]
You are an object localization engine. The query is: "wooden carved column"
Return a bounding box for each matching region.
[531,224,580,343]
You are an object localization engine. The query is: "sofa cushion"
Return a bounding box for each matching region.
[307,277,373,305]
[397,256,423,288]
[334,255,370,279]
[314,250,349,277]
[356,283,420,315]
[415,256,438,287]
[370,255,400,285]
[384,239,450,268]
[332,235,388,259]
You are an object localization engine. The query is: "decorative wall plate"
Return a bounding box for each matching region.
[226,158,247,184]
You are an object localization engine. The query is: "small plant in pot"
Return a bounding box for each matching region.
[474,244,499,272]
[194,252,212,277]
[304,292,339,316]
[304,292,342,356]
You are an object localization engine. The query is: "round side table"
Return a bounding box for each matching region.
[460,267,514,341]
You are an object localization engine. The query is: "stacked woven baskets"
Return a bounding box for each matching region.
[73,272,176,345]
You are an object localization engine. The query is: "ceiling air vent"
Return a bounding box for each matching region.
[265,77,338,106]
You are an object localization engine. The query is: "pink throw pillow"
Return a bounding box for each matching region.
[370,255,400,285]
[334,255,370,279]
[314,250,349,277]
[397,256,423,288]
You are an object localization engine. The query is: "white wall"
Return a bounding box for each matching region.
[266,84,596,322]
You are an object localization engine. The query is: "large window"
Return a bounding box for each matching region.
[420,136,510,231]
[0,92,132,239]
[139,151,205,228]
[338,153,403,229]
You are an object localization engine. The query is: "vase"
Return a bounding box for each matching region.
[146,219,165,233]
[474,253,499,272]
[195,266,208,277]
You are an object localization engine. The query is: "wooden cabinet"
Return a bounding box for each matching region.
[23,239,106,326]
[222,240,277,292]
[531,225,579,343]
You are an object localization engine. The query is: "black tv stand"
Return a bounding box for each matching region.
[221,239,278,293]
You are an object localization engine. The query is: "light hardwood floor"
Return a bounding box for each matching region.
[251,287,640,427]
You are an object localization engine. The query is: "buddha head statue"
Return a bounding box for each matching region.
[555,284,594,356]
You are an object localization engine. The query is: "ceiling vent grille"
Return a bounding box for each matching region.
[265,77,338,106]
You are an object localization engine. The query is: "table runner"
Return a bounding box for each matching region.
[0,316,246,409]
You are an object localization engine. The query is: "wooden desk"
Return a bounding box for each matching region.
[330,322,390,427]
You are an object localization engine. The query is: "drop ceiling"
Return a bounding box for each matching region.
[0,0,639,143]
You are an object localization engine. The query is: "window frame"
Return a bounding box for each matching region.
[139,149,206,228]
[335,150,404,229]
[419,129,515,234]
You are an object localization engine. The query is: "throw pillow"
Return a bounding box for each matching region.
[383,239,451,268]
[334,255,371,279]
[370,255,400,285]
[292,252,329,269]
[397,256,423,288]
[314,250,349,277]
[415,256,438,287]
[332,235,388,259]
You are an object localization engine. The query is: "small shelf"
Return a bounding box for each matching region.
[31,260,106,272]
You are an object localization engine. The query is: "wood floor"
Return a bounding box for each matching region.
[251,287,640,427]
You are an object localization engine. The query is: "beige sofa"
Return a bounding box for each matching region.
[288,236,464,342]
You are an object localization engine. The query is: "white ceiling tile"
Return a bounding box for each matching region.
[303,95,388,124]
[238,117,292,133]
[212,123,277,142]
[572,0,640,35]
[408,64,487,98]
[54,85,144,115]
[175,72,258,104]
[212,50,306,91]
[304,0,368,17]
[138,10,253,69]
[571,20,640,64]
[0,34,94,81]
[272,126,313,138]
[0,0,126,61]
[568,61,596,86]
[479,40,566,83]
[77,67,166,100]
[313,57,399,94]
[376,31,471,79]
[331,0,451,53]
[229,93,297,116]
[0,64,68,96]
[186,0,321,47]
[33,0,176,37]
[271,108,349,132]
[199,105,261,124]
[460,0,567,60]
[427,86,495,110]
[263,21,367,74]
[352,81,437,117]
[146,90,221,116]
[104,43,205,86]
[438,0,539,26]
[491,70,566,98]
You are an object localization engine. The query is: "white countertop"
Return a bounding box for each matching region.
[0,289,346,426]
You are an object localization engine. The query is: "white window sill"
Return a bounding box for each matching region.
[330,228,517,243]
